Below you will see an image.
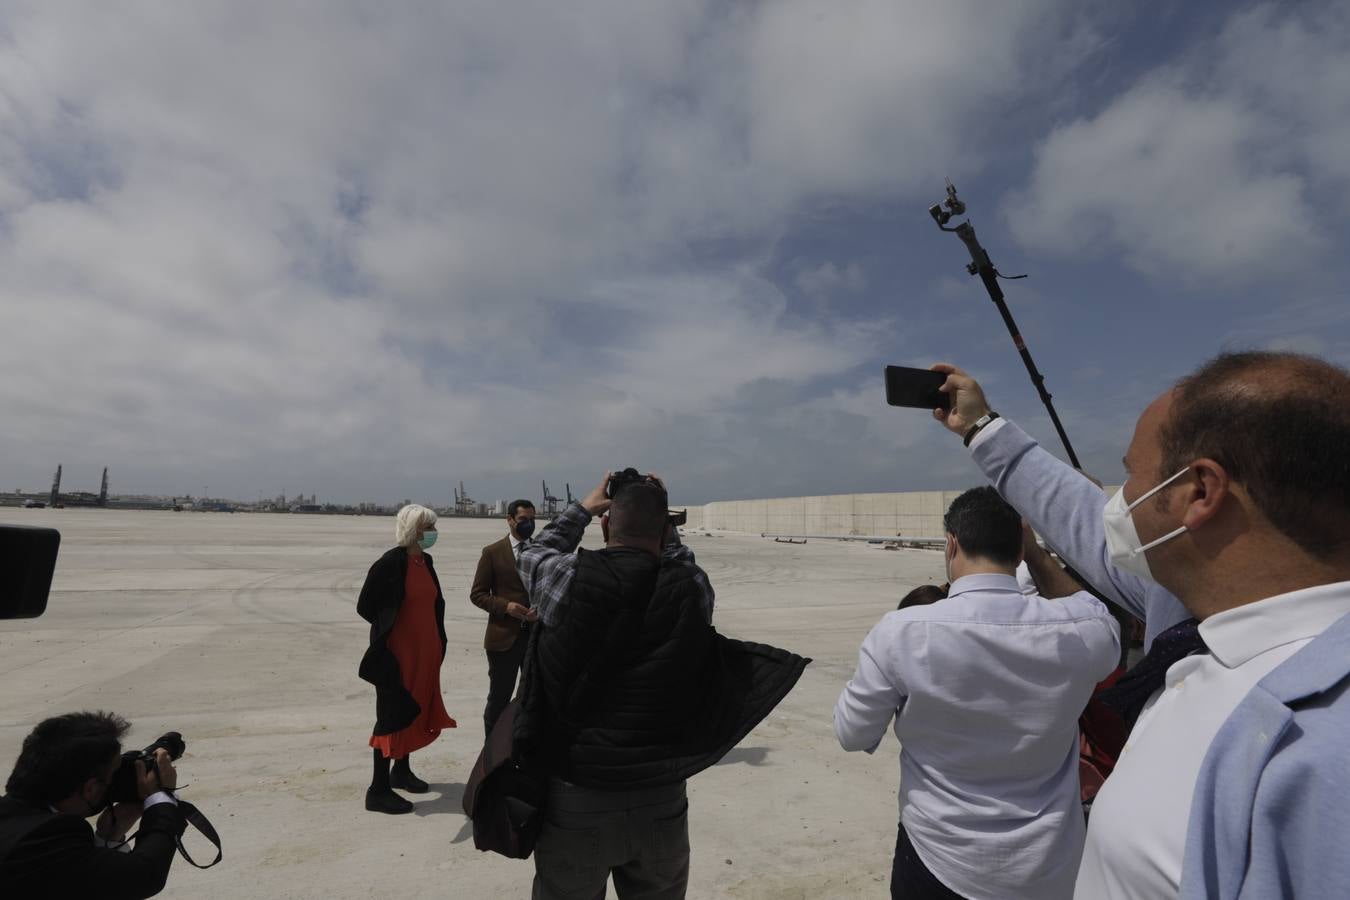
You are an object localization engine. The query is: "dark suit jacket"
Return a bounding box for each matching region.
[470,536,530,652]
[357,546,449,734]
[0,795,185,900]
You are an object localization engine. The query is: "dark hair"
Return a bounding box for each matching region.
[508,499,535,519]
[5,711,129,805]
[898,584,948,611]
[1159,351,1350,558]
[609,482,668,543]
[943,486,1022,567]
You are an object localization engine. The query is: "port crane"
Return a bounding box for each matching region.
[541,480,562,516]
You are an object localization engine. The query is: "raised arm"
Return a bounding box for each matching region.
[518,476,608,626]
[932,363,1190,649]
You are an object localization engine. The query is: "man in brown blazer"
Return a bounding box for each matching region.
[470,499,538,736]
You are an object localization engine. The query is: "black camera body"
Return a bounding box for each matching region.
[605,468,685,527]
[105,732,186,805]
[605,468,662,500]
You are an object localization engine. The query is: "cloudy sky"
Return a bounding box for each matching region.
[3,1,1347,507]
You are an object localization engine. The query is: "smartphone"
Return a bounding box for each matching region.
[884,365,950,410]
[0,525,61,619]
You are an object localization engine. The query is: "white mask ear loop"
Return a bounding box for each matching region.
[1123,466,1192,557]
[1125,466,1191,512]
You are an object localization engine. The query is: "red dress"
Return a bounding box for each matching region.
[369,553,457,758]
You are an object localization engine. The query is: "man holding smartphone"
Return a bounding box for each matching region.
[930,353,1350,899]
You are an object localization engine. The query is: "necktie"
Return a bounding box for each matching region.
[1097,618,1205,729]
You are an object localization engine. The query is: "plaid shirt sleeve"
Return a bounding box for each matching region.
[517,501,592,627]
[663,529,716,622]
[517,503,716,625]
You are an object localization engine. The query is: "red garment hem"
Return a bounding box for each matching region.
[370,714,457,759]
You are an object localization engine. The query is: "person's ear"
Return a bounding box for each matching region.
[1179,459,1230,531]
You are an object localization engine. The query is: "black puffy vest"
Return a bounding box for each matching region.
[518,547,809,790]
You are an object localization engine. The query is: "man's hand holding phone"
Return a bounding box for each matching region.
[930,363,992,436]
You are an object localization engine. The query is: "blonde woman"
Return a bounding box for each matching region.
[357,504,457,814]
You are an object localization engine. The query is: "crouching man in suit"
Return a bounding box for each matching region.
[0,711,186,900]
[471,499,539,737]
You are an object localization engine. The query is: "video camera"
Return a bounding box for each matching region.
[605,468,687,527]
[0,524,60,619]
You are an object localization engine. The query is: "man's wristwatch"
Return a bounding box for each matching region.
[963,411,1000,447]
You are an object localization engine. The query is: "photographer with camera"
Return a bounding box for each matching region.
[0,711,185,899]
[513,470,808,899]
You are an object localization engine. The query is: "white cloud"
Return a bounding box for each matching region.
[795,261,867,300]
[0,1,1087,503]
[1004,2,1350,283]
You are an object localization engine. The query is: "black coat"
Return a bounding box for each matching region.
[517,547,810,789]
[357,546,449,736]
[0,795,186,900]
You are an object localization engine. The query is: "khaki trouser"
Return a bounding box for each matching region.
[532,778,689,900]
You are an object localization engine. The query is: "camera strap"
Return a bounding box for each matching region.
[174,799,223,868]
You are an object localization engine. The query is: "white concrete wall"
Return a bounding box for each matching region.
[683,490,959,538]
[681,487,1120,537]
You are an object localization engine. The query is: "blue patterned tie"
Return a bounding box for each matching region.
[1097,618,1205,729]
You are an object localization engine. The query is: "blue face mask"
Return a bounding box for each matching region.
[418,531,438,550]
[514,518,535,540]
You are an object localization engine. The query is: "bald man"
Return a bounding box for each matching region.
[933,352,1350,899]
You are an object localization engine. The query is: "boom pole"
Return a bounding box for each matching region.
[928,180,1081,467]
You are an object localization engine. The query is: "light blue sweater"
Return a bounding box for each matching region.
[1181,607,1350,899]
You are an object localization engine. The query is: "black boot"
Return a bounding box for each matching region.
[366,749,414,814]
[390,755,429,793]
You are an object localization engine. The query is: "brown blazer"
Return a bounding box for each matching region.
[470,535,530,651]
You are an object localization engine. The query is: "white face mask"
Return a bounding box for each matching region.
[1102,466,1191,581]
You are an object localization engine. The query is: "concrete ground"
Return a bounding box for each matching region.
[0,508,949,899]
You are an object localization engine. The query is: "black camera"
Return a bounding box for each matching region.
[105,732,186,805]
[605,469,685,527]
[605,468,662,500]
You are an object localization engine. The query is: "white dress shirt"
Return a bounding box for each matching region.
[835,574,1120,900]
[1074,580,1350,899]
[1015,561,1039,596]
